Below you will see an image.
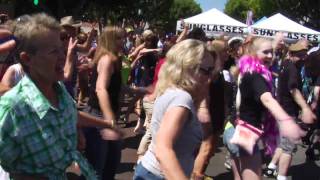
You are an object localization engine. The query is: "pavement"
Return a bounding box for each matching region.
[115,113,320,180]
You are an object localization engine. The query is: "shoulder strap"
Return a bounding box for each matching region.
[235,74,242,117]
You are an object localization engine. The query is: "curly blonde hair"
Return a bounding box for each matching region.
[156,39,211,95]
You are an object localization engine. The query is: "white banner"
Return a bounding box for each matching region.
[177,21,246,36]
[252,28,320,42]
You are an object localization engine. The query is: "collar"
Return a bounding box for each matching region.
[20,75,63,119]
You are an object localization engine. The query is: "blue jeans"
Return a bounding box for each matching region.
[223,126,259,157]
[223,127,240,157]
[133,163,164,180]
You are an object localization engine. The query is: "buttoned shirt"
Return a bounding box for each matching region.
[0,76,97,180]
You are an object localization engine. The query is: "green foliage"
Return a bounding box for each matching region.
[225,0,277,22]
[224,0,320,30]
[0,0,201,32]
[225,0,249,21]
[275,0,320,30]
[163,0,202,31]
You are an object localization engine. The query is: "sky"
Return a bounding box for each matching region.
[195,0,227,12]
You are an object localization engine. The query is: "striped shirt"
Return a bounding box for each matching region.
[0,76,97,180]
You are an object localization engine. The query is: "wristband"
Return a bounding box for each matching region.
[111,120,115,129]
[279,117,293,121]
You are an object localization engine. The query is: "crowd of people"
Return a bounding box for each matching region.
[0,12,319,180]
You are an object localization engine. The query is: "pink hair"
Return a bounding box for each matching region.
[238,55,278,155]
[238,55,272,86]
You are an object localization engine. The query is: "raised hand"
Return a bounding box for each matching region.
[67,37,78,56]
[0,29,16,54]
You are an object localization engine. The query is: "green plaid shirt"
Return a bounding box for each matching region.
[0,76,97,180]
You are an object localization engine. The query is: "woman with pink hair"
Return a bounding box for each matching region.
[226,38,304,180]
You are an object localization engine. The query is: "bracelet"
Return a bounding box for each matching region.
[279,117,293,121]
[110,120,115,129]
[198,106,207,109]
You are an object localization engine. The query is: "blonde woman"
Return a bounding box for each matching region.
[133,39,217,180]
[85,26,125,179]
[227,38,304,180]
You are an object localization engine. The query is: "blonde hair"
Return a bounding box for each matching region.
[210,40,227,54]
[93,26,125,64]
[246,37,272,56]
[206,43,221,77]
[156,39,210,95]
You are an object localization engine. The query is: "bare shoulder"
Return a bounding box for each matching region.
[97,54,117,73]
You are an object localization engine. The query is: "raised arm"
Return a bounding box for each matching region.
[176,22,189,43]
[1,65,17,88]
[0,29,16,53]
[63,37,78,81]
[291,88,315,124]
[76,29,96,53]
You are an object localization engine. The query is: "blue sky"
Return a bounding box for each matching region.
[195,0,227,12]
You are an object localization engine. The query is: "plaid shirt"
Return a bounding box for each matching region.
[0,76,97,180]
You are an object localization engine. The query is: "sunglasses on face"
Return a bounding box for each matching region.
[262,49,273,55]
[292,51,307,59]
[199,66,215,76]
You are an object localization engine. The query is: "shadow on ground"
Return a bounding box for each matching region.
[214,171,233,180]
[289,160,320,180]
[117,162,136,174]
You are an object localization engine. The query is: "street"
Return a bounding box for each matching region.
[115,114,320,180]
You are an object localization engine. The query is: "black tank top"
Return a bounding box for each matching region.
[88,59,122,114]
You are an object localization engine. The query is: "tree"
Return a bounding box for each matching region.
[158,0,202,31]
[275,0,320,30]
[224,0,250,22]
[224,0,320,30]
[0,0,201,32]
[224,0,278,22]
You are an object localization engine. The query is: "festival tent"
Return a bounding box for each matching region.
[253,16,267,26]
[176,8,248,37]
[250,13,320,42]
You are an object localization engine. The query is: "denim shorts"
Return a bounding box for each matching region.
[223,126,259,157]
[133,163,164,180]
[223,127,240,157]
[279,136,297,154]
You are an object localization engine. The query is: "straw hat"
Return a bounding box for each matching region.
[289,40,309,52]
[60,16,82,28]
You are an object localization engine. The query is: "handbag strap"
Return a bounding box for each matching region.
[236,119,264,135]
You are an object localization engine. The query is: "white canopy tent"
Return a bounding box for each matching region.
[176,8,248,37]
[251,13,320,42]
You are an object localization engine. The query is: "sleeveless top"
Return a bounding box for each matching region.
[88,59,122,114]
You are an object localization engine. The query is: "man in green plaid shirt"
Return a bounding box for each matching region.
[0,13,117,180]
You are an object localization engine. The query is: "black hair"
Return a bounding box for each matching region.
[186,27,207,41]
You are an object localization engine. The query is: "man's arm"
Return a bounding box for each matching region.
[291,88,315,124]
[175,22,189,43]
[76,29,96,53]
[63,38,78,81]
[77,111,113,128]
